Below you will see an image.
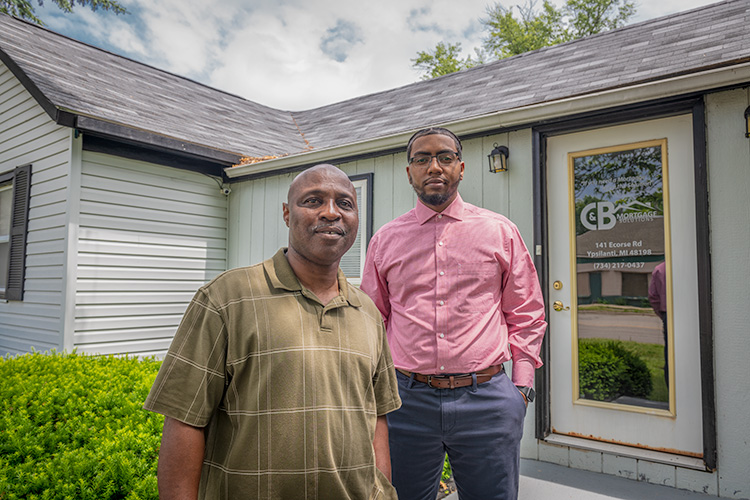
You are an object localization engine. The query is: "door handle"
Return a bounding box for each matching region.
[552,300,570,311]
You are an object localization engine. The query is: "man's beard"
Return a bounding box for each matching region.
[417,191,453,207]
[412,177,460,209]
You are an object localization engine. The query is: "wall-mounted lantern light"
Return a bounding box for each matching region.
[745,106,750,138]
[487,143,510,173]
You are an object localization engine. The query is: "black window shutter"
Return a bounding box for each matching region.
[6,165,31,301]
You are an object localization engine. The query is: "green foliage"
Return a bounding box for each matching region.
[578,339,652,401]
[484,0,635,59]
[572,145,663,203]
[411,42,484,80]
[0,351,162,499]
[565,0,635,37]
[483,0,566,59]
[413,0,635,79]
[0,0,127,26]
[442,454,452,482]
[621,340,668,402]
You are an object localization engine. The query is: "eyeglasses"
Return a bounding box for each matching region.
[409,152,460,167]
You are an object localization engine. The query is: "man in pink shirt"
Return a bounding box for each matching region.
[648,260,668,385]
[361,127,547,500]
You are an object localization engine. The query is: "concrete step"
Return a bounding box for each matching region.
[440,459,726,500]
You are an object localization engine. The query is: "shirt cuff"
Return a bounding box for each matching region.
[510,357,536,387]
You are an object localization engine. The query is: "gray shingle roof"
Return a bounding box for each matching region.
[1,0,749,162]
[294,0,750,149]
[0,14,307,160]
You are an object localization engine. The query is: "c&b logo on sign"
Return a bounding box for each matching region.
[581,202,616,231]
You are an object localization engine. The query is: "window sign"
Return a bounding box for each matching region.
[570,139,673,412]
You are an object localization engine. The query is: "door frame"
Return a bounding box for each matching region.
[531,96,716,470]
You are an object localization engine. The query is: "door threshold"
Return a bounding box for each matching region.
[543,434,707,471]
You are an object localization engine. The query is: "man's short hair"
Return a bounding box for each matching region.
[406,127,463,161]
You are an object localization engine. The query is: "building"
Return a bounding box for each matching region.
[1,0,748,497]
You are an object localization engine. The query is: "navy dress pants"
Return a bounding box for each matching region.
[387,369,527,500]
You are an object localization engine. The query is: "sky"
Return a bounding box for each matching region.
[33,0,722,111]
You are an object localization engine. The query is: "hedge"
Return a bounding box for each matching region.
[578,340,653,401]
[1,351,455,499]
[0,351,163,500]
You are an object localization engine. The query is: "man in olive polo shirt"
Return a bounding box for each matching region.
[145,164,401,500]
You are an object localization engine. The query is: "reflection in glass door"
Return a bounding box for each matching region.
[571,140,673,414]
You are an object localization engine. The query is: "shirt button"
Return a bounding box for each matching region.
[437,214,443,219]
[439,271,445,276]
[440,366,445,371]
[439,333,445,338]
[438,241,444,246]
[438,300,445,306]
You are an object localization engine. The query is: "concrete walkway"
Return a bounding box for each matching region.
[442,459,722,500]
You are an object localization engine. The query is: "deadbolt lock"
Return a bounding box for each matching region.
[553,281,563,290]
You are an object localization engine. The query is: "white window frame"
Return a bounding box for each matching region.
[0,182,12,296]
[340,173,373,286]
[0,165,31,301]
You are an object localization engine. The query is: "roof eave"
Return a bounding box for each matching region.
[76,115,243,166]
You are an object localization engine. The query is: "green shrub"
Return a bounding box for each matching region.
[578,340,653,401]
[442,454,451,482]
[0,351,163,499]
[615,344,653,398]
[578,341,626,401]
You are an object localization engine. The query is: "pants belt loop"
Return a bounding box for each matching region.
[470,372,478,392]
[407,372,416,389]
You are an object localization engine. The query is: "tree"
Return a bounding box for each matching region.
[565,0,635,37]
[1,0,127,25]
[411,41,485,80]
[413,0,635,79]
[483,0,566,59]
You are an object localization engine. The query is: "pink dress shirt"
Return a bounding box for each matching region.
[361,194,547,387]
[648,261,667,313]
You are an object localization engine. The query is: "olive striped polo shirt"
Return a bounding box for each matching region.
[145,248,401,499]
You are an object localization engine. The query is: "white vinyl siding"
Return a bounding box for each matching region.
[705,88,750,498]
[0,61,70,356]
[227,134,534,281]
[74,152,227,357]
[227,171,296,269]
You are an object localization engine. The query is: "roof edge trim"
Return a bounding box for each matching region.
[0,46,64,124]
[76,115,242,165]
[226,61,750,178]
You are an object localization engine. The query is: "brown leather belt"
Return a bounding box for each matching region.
[396,364,504,389]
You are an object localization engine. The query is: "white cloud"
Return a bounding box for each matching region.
[204,0,492,109]
[320,19,363,63]
[35,0,722,111]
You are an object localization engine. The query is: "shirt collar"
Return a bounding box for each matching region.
[266,248,301,291]
[264,248,361,307]
[415,193,465,225]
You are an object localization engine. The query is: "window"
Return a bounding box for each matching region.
[339,173,373,285]
[0,165,31,301]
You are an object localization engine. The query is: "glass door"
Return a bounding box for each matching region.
[547,115,703,457]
